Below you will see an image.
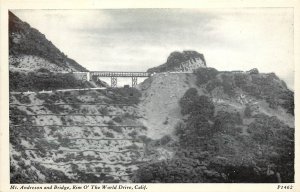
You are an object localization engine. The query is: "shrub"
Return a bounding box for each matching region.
[179,88,215,119]
[234,73,249,88]
[244,104,252,117]
[134,159,204,183]
[128,130,138,138]
[205,79,222,92]
[280,90,294,115]
[103,131,114,138]
[98,107,108,116]
[175,115,213,149]
[47,104,65,113]
[186,115,212,137]
[220,74,236,96]
[159,135,172,145]
[213,111,242,135]
[37,68,51,73]
[9,71,94,92]
[266,96,279,109]
[248,114,289,144]
[123,112,136,119]
[14,94,31,104]
[112,116,122,123]
[109,125,123,133]
[194,67,219,85]
[103,88,142,104]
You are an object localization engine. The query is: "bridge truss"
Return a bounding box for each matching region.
[90,71,151,87]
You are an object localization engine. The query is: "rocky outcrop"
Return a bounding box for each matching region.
[147,50,206,73]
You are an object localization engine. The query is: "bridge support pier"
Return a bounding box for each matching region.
[86,72,90,81]
[132,77,138,87]
[111,77,117,87]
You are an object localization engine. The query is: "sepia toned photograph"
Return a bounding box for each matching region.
[8,8,294,184]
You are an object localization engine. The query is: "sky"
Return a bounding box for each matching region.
[12,9,294,89]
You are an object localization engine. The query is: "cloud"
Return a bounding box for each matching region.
[12,8,294,89]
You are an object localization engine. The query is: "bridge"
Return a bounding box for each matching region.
[75,71,152,87]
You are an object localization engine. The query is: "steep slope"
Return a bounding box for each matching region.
[10,68,294,183]
[137,73,199,139]
[10,88,147,183]
[9,11,97,92]
[134,68,294,183]
[147,50,206,73]
[9,11,87,72]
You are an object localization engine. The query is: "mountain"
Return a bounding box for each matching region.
[9,11,87,72]
[9,52,294,183]
[147,50,206,73]
[8,11,97,92]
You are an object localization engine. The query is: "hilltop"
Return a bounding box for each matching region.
[147,50,206,73]
[9,11,87,73]
[9,11,97,92]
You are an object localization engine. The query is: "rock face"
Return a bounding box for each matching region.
[147,50,206,73]
[9,11,87,72]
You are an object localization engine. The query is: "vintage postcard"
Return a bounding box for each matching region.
[0,0,299,192]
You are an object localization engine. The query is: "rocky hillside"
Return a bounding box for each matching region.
[9,11,97,92]
[10,67,294,183]
[9,40,294,183]
[147,50,206,73]
[9,11,87,73]
[10,88,148,183]
[134,68,294,183]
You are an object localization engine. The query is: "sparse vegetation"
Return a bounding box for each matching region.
[103,131,114,138]
[97,88,142,105]
[14,94,31,104]
[9,12,88,72]
[112,116,122,123]
[98,107,109,115]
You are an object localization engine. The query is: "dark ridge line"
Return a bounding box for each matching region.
[10,124,146,128]
[33,160,145,166]
[24,149,144,154]
[10,103,134,106]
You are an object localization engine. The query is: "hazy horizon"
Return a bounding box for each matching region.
[11,9,294,89]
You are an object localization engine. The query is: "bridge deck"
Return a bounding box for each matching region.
[90,71,150,77]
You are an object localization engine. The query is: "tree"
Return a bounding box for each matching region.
[194,67,219,85]
[179,88,215,119]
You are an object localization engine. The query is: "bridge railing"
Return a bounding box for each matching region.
[90,71,151,77]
